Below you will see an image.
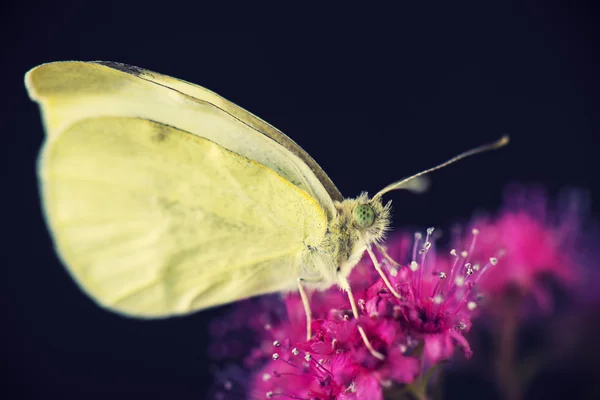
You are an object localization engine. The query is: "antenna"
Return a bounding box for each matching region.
[372,135,510,201]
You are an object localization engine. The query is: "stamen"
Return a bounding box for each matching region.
[464,228,479,266]
[454,261,494,317]
[430,271,446,297]
[309,355,334,376]
[465,263,474,276]
[440,227,499,316]
[417,228,434,298]
[276,356,301,369]
[452,294,471,317]
[474,257,498,284]
[448,249,461,287]
[412,232,422,262]
[446,261,473,300]
[446,228,487,304]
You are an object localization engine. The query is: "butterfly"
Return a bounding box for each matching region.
[26,61,508,359]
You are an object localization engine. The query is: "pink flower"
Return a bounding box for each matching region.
[388,228,497,365]
[210,231,501,398]
[250,322,417,399]
[463,184,586,311]
[247,291,420,399]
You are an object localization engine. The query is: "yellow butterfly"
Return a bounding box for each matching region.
[26,61,508,359]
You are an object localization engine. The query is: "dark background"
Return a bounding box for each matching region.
[2,1,598,399]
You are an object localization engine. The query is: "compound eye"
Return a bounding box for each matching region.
[353,204,375,228]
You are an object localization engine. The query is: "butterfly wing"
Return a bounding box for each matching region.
[25,61,341,217]
[37,116,328,317]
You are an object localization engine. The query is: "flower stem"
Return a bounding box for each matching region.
[496,293,522,400]
[400,362,446,400]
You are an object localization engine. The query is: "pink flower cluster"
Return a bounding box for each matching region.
[213,228,498,399]
[463,184,585,311]
[209,185,586,399]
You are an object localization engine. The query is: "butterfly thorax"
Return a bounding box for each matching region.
[308,193,391,287]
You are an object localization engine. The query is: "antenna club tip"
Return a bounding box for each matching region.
[498,135,510,147]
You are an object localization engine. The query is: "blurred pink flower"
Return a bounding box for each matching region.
[462,184,586,311]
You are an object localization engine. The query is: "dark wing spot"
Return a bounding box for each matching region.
[151,125,170,142]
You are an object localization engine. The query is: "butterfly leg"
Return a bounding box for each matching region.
[375,243,402,267]
[365,244,402,299]
[300,275,385,360]
[297,277,319,340]
[337,276,385,360]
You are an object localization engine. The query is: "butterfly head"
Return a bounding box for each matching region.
[325,135,510,288]
[321,193,391,286]
[350,193,391,245]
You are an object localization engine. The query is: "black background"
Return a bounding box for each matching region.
[2,1,599,399]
